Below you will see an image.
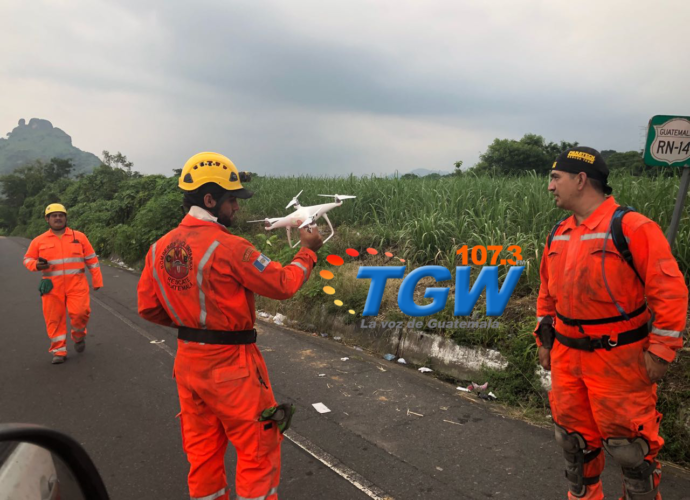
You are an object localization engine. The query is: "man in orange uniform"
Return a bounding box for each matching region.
[137,152,323,500]
[23,203,104,364]
[535,147,687,500]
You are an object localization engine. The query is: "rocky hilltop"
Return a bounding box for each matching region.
[0,118,101,175]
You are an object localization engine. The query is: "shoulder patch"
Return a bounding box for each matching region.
[253,253,272,273]
[242,247,254,262]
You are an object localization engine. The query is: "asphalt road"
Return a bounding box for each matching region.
[2,235,689,500]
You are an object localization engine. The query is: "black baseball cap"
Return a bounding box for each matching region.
[552,147,612,195]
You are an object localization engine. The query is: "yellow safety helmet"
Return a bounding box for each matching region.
[179,152,253,198]
[45,203,67,216]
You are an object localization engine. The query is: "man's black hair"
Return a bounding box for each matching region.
[567,172,606,195]
[183,183,230,216]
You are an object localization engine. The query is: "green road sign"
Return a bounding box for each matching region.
[644,115,690,167]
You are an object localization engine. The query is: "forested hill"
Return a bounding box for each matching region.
[0,118,101,176]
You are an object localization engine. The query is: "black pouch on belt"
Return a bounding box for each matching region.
[538,316,556,349]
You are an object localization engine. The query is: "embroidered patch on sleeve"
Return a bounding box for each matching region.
[242,247,254,262]
[253,253,272,273]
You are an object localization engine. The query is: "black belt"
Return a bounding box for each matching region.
[555,324,648,352]
[556,303,647,328]
[178,327,257,345]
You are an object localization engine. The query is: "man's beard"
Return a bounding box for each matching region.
[217,214,233,227]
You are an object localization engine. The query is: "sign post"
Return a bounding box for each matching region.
[644,115,690,248]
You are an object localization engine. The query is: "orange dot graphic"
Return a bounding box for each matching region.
[319,270,334,280]
[326,255,344,266]
[334,300,343,306]
[345,248,360,257]
[385,252,393,258]
[323,286,336,295]
[366,248,378,255]
[399,258,406,263]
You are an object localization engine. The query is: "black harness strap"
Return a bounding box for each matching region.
[556,303,647,327]
[178,327,257,345]
[555,324,648,352]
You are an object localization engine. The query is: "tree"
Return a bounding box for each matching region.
[43,157,74,183]
[473,134,577,176]
[606,151,646,176]
[454,160,463,175]
[102,150,134,176]
[600,150,617,161]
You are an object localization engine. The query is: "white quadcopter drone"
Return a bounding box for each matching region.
[248,191,356,248]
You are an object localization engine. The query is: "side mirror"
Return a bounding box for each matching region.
[0,424,109,500]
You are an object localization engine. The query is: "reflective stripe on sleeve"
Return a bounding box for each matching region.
[24,258,35,264]
[191,487,229,500]
[651,327,682,338]
[552,235,570,241]
[197,240,220,328]
[236,487,278,500]
[84,253,97,260]
[87,262,100,269]
[152,242,185,327]
[289,262,308,284]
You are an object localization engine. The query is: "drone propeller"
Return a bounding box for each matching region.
[247,217,275,228]
[286,190,304,209]
[317,194,357,203]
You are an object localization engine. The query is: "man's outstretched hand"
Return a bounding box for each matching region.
[297,222,323,252]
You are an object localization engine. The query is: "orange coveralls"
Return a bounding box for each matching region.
[137,213,316,500]
[536,197,687,500]
[23,228,103,357]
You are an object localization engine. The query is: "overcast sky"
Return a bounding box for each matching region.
[1,0,688,176]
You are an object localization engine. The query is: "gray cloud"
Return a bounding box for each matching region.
[1,0,688,176]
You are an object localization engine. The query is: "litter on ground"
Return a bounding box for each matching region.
[273,313,287,325]
[333,336,342,341]
[406,409,423,417]
[456,387,471,392]
[341,357,349,361]
[397,358,407,364]
[443,419,464,426]
[469,381,489,392]
[150,340,165,344]
[383,354,396,361]
[312,402,331,414]
[318,374,326,377]
[321,333,329,338]
[418,367,433,373]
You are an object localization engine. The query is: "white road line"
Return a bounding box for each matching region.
[285,431,395,500]
[92,296,176,357]
[93,294,395,500]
